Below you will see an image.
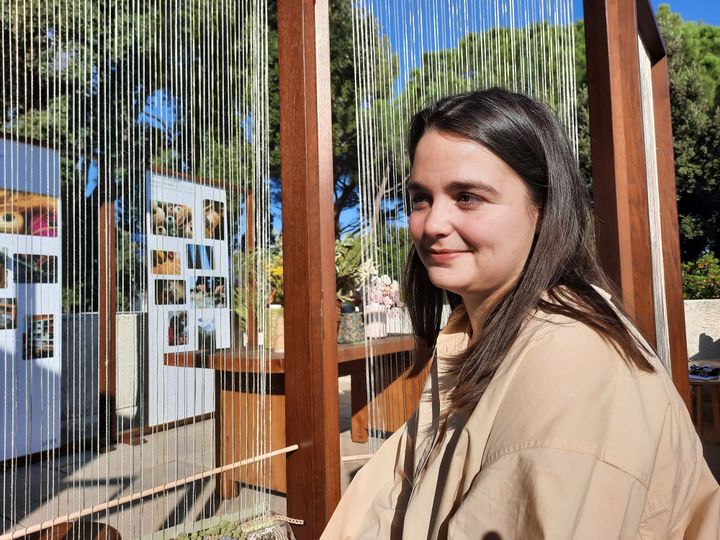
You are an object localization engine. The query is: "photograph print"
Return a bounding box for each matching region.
[196,315,217,352]
[151,200,193,238]
[203,200,225,240]
[0,248,9,288]
[23,314,54,359]
[0,298,16,330]
[152,250,181,275]
[167,310,189,347]
[190,276,226,308]
[13,254,58,283]
[0,189,59,237]
[155,279,186,305]
[186,244,214,270]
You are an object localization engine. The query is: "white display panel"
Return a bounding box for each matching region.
[0,139,62,460]
[146,172,230,426]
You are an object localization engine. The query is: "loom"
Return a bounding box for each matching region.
[0,1,688,539]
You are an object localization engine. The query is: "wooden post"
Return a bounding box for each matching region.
[584,0,690,407]
[277,0,341,537]
[98,200,117,449]
[584,0,657,347]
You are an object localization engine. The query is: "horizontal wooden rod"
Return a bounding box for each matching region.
[340,454,374,462]
[1,444,300,540]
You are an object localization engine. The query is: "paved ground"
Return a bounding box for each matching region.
[0,376,366,539]
[1,375,718,539]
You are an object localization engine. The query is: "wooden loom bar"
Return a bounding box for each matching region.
[277,0,341,537]
[98,200,117,448]
[637,0,690,406]
[651,56,691,407]
[585,0,690,407]
[584,0,656,346]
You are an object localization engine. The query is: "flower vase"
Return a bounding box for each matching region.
[338,312,364,344]
[364,302,388,339]
[386,306,412,335]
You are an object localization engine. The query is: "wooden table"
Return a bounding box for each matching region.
[690,359,720,442]
[165,335,424,495]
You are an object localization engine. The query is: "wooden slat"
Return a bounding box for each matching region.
[277,0,340,536]
[163,335,416,373]
[584,0,657,347]
[636,0,666,62]
[98,200,117,449]
[651,57,691,409]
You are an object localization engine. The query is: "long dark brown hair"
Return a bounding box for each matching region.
[404,87,654,416]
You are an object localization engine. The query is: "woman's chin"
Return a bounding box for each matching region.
[427,276,467,297]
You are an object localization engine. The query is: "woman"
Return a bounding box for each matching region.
[322,88,719,539]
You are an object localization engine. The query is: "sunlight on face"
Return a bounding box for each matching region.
[408,129,540,312]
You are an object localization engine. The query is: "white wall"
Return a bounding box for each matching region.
[60,312,145,446]
[684,299,720,361]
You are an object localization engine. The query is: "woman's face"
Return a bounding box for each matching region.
[408,129,540,306]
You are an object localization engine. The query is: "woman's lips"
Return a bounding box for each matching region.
[425,249,468,263]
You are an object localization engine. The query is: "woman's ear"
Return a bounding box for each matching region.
[534,205,543,235]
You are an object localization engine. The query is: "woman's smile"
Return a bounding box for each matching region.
[424,247,471,264]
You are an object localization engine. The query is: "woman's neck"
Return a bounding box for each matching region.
[461,286,512,338]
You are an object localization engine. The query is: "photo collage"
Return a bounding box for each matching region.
[0,190,60,350]
[150,195,228,353]
[0,234,59,359]
[0,141,63,457]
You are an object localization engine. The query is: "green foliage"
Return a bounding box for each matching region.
[176,518,286,539]
[233,235,283,328]
[62,284,88,313]
[682,252,720,299]
[4,0,264,309]
[574,8,720,260]
[655,5,720,260]
[116,229,146,312]
[374,224,412,280]
[335,234,364,302]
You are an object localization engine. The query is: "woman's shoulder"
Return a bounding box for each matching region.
[486,308,685,478]
[517,306,677,417]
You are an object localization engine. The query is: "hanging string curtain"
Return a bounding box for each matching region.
[1,0,282,538]
[350,0,577,449]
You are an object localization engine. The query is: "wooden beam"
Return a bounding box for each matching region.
[636,0,666,63]
[652,56,691,409]
[277,0,340,537]
[98,201,117,449]
[584,0,657,347]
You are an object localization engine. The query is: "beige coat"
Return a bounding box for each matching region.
[322,296,720,539]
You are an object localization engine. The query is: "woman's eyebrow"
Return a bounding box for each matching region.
[406,180,426,192]
[447,180,499,196]
[407,178,498,196]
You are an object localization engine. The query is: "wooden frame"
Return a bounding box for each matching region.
[277,1,341,538]
[82,1,693,537]
[584,0,690,408]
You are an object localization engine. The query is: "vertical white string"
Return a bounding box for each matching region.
[351,0,578,457]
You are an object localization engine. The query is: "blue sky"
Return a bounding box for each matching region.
[331,0,720,233]
[371,0,720,98]
[581,1,720,26]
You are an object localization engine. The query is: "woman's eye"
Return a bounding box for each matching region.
[457,193,483,206]
[409,194,430,210]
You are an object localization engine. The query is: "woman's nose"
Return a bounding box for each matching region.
[423,201,453,237]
